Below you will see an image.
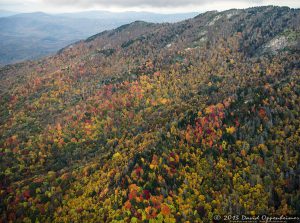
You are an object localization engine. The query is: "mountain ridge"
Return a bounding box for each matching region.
[0,11,198,66]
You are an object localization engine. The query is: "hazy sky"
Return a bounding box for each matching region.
[1,0,299,13]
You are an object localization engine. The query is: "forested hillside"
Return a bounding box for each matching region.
[0,6,299,222]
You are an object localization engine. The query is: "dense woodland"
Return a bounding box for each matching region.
[0,6,300,222]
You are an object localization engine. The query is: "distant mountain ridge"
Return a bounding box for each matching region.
[0,10,198,65]
[0,10,17,17]
[57,10,199,21]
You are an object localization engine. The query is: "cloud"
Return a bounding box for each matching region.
[2,0,300,13]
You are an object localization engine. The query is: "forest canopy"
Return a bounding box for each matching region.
[0,6,299,223]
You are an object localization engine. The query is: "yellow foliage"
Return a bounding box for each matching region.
[199,195,205,201]
[160,98,168,104]
[226,126,236,134]
[240,149,246,157]
[112,152,121,160]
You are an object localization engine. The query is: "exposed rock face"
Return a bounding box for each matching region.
[261,30,300,55]
[264,36,289,53]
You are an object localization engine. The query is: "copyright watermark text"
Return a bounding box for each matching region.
[212,215,300,223]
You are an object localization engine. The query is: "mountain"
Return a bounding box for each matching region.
[0,11,197,66]
[0,6,300,222]
[57,10,199,22]
[0,10,18,17]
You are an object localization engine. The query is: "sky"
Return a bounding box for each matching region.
[0,0,299,13]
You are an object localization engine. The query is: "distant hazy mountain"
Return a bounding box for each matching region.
[0,10,18,17]
[0,11,198,65]
[57,10,199,22]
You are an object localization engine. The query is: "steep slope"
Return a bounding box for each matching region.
[0,6,300,222]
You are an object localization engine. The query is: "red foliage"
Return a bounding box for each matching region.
[258,108,267,119]
[143,190,151,200]
[128,189,138,200]
[124,200,131,210]
[161,203,171,216]
[23,190,30,199]
[186,103,226,149]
